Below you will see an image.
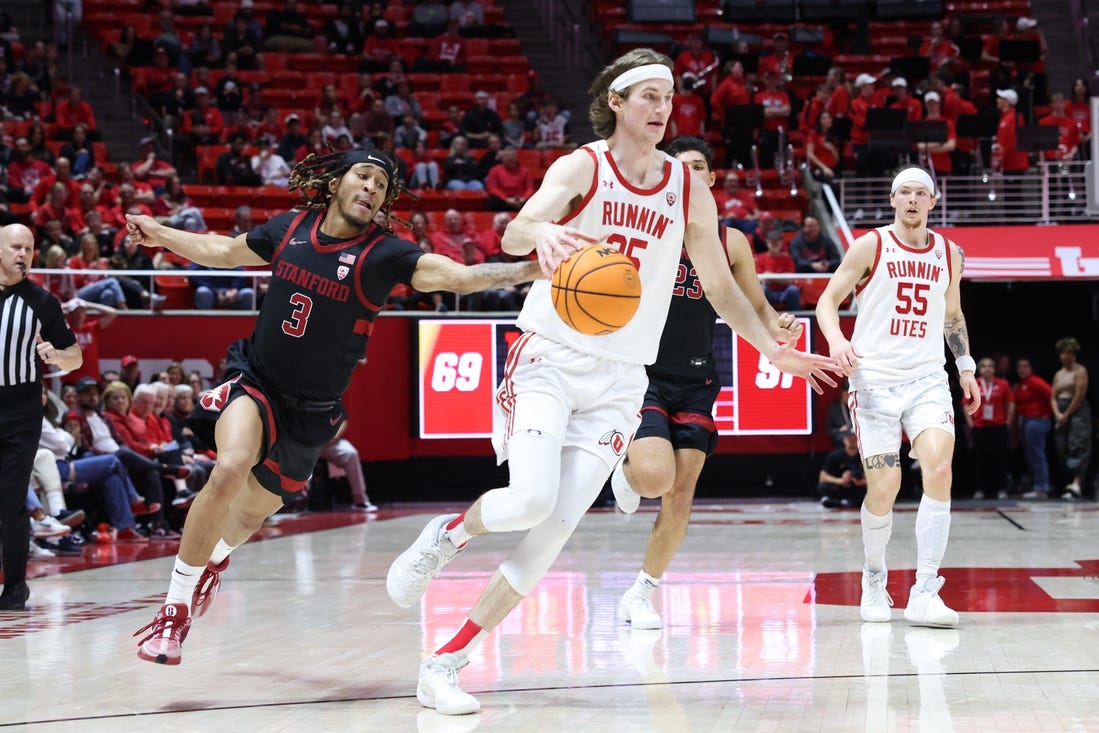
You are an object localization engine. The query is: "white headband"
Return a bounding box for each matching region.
[609,63,673,94]
[891,167,936,196]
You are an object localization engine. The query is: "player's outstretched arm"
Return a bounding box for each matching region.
[410,253,543,295]
[815,232,875,376]
[501,149,600,279]
[125,214,267,268]
[725,227,802,343]
[685,176,837,393]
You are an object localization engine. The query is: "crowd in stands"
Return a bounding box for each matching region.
[0,0,1094,317]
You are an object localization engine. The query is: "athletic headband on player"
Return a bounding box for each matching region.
[341,148,397,185]
[609,63,674,94]
[890,167,937,196]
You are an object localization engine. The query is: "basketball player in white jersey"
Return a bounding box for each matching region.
[609,135,803,631]
[386,49,838,715]
[816,167,981,628]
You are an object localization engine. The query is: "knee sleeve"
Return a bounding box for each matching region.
[480,430,562,532]
[499,447,609,596]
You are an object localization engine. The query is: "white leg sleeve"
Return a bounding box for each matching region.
[499,447,609,596]
[479,429,563,532]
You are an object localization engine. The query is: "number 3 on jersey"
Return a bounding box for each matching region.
[282,292,313,337]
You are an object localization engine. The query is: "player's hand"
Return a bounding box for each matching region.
[769,340,840,395]
[959,371,982,416]
[829,338,861,376]
[125,214,163,248]
[774,312,803,344]
[533,222,599,280]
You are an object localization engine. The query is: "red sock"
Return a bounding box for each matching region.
[435,618,486,663]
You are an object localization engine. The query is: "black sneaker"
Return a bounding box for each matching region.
[0,582,30,611]
[172,489,197,508]
[40,535,85,556]
[55,508,86,527]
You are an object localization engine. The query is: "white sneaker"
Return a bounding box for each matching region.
[620,592,662,629]
[860,565,893,622]
[28,539,56,559]
[387,514,464,608]
[610,460,640,514]
[417,653,480,715]
[904,576,959,627]
[31,516,72,539]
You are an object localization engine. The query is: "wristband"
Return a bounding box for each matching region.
[955,355,976,374]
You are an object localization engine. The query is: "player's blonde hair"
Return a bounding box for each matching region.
[588,48,674,139]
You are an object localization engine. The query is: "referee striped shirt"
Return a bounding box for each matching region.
[0,279,76,389]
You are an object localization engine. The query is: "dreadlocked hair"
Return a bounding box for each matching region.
[286,148,417,235]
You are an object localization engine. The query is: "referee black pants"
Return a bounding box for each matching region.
[0,402,41,589]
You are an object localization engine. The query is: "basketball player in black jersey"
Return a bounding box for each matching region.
[124,147,542,665]
[611,137,803,630]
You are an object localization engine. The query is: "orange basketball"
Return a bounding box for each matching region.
[550,244,641,335]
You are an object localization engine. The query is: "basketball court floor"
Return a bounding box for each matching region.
[3,500,1099,732]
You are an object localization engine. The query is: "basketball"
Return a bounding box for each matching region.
[550,244,641,335]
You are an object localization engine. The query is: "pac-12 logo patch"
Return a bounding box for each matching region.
[666,192,677,206]
[199,375,242,412]
[337,265,350,280]
[598,430,627,456]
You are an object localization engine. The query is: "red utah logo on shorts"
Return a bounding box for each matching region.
[199,375,242,412]
[598,430,627,456]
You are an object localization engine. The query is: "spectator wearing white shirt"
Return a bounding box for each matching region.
[250,138,290,187]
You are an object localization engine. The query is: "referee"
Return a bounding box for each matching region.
[0,224,82,611]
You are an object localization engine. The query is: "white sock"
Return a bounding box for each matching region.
[173,478,188,494]
[630,570,660,600]
[164,557,206,610]
[861,504,893,573]
[45,489,66,516]
[209,538,239,566]
[914,495,951,584]
[444,514,472,548]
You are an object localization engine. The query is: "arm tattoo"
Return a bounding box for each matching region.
[944,315,969,359]
[458,261,539,293]
[863,453,900,471]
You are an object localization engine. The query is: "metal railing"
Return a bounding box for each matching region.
[834,162,1097,228]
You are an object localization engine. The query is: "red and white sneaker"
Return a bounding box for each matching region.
[134,603,191,665]
[192,557,229,619]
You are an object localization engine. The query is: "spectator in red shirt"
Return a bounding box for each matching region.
[1038,93,1081,161]
[477,211,509,261]
[758,32,793,79]
[669,74,706,140]
[33,182,85,238]
[710,59,749,129]
[430,208,476,262]
[994,88,1029,173]
[362,19,399,72]
[754,70,792,169]
[55,85,98,139]
[918,21,960,74]
[806,111,842,183]
[849,73,882,175]
[673,33,717,86]
[1013,356,1053,498]
[889,78,923,121]
[917,92,956,176]
[1067,77,1092,150]
[418,19,466,72]
[32,157,81,207]
[965,357,1015,499]
[6,136,52,202]
[485,146,533,212]
[825,67,851,120]
[754,229,800,311]
[132,136,178,193]
[713,171,760,234]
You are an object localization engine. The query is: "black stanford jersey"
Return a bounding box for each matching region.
[648,225,727,380]
[245,209,423,402]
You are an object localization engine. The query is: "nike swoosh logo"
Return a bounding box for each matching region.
[330,416,342,425]
[289,238,307,246]
[705,379,713,385]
